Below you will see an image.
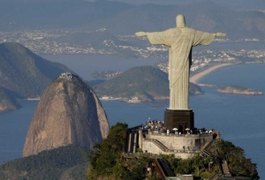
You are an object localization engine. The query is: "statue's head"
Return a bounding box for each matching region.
[176,14,186,28]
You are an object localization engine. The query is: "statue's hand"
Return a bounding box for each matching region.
[215,32,226,38]
[135,31,147,37]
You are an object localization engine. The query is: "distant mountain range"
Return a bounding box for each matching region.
[0,42,201,111]
[93,66,202,103]
[0,42,70,98]
[0,0,265,39]
[0,42,70,111]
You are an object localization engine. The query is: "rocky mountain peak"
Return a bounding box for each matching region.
[23,73,109,157]
[58,72,77,81]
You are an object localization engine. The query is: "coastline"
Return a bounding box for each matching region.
[190,63,233,84]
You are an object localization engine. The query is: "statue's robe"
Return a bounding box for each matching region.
[146,27,215,109]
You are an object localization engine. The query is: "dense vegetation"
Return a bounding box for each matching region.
[93,66,169,101]
[93,66,202,102]
[88,123,150,179]
[208,140,259,178]
[89,123,259,179]
[0,145,89,180]
[163,140,259,179]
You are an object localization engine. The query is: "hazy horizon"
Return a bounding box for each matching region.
[1,0,265,10]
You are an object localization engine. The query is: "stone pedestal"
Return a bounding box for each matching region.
[164,109,194,133]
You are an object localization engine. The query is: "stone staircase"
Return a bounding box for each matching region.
[151,139,171,152]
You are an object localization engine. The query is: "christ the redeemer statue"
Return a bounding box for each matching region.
[136,14,225,110]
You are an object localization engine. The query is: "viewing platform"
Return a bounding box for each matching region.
[127,120,219,159]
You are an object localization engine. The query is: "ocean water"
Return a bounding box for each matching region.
[0,63,264,178]
[194,64,265,179]
[0,100,37,163]
[43,54,163,80]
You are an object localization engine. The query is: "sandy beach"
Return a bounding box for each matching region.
[190,63,233,84]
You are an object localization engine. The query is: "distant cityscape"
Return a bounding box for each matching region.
[1,29,265,76]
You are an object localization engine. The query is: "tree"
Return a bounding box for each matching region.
[88,123,129,178]
[209,140,259,179]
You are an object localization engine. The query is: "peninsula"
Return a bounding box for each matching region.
[190,63,233,84]
[217,86,263,96]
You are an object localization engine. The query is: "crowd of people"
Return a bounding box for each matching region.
[141,120,216,136]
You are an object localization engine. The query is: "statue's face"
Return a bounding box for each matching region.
[176,15,186,28]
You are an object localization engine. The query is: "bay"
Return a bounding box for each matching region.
[193,64,265,179]
[42,54,163,80]
[0,63,264,178]
[0,100,37,164]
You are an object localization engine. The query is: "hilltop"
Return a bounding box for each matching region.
[23,73,109,157]
[93,66,202,103]
[88,123,259,179]
[0,122,259,179]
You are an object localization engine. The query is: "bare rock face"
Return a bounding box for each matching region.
[23,73,109,157]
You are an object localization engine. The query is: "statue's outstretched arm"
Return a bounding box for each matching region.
[214,32,226,38]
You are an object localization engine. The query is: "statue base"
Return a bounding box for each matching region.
[164,109,194,134]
